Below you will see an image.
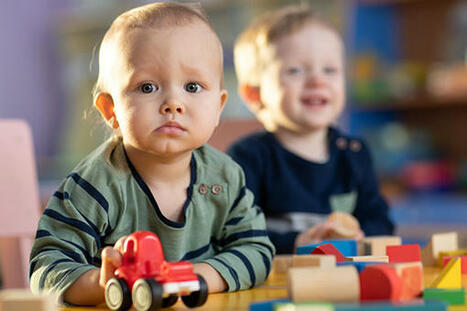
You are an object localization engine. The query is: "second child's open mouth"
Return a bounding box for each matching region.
[301,97,328,107]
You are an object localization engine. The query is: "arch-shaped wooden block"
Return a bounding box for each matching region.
[360,265,402,301]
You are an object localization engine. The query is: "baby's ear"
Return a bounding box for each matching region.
[95,92,119,129]
[238,84,263,113]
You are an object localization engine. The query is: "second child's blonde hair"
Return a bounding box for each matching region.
[234,5,340,88]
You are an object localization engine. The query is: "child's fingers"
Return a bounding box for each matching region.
[100,246,123,288]
[312,221,336,240]
[114,235,128,253]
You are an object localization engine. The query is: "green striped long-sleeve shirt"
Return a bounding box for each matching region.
[29,137,275,298]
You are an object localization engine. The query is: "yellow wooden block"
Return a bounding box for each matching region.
[429,257,462,289]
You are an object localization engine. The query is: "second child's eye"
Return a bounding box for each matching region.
[286,67,304,75]
[140,83,158,93]
[185,82,201,93]
[324,67,338,74]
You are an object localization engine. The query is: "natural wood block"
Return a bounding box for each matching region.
[345,255,389,263]
[325,212,361,239]
[292,254,336,269]
[421,232,458,267]
[0,289,58,311]
[391,262,424,300]
[423,288,465,306]
[360,265,402,301]
[311,243,346,263]
[288,266,359,303]
[442,255,467,274]
[429,257,461,289]
[272,255,293,274]
[361,236,402,256]
[386,244,421,263]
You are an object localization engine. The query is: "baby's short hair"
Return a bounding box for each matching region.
[234,5,340,87]
[93,2,217,99]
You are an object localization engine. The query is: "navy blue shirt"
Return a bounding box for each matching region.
[227,127,394,254]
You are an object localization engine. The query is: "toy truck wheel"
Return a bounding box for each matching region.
[105,278,132,311]
[181,274,208,308]
[162,295,178,307]
[132,278,163,311]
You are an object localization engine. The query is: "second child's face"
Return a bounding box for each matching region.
[259,24,345,133]
[107,21,227,158]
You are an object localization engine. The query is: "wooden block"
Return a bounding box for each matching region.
[288,266,359,303]
[297,240,357,257]
[272,255,293,274]
[442,255,467,274]
[325,212,361,239]
[274,302,334,311]
[337,261,382,273]
[386,244,421,263]
[345,255,389,263]
[334,299,448,310]
[391,262,424,301]
[0,289,58,311]
[361,236,402,256]
[423,288,465,306]
[429,257,461,289]
[311,243,346,263]
[292,254,336,269]
[359,265,402,301]
[421,232,458,267]
[250,299,290,311]
[438,249,467,266]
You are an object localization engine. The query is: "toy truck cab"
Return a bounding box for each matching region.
[105,231,208,311]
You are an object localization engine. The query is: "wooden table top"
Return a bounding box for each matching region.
[62,266,467,311]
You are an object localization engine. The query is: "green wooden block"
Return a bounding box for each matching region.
[423,288,465,305]
[274,302,334,311]
[335,299,447,310]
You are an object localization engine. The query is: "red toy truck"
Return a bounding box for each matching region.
[105,231,208,311]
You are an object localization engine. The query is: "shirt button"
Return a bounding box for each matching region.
[211,184,222,195]
[336,137,347,150]
[199,184,209,194]
[350,140,361,152]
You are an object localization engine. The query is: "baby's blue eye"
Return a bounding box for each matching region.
[140,83,158,93]
[185,82,201,93]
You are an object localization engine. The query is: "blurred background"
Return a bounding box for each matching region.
[1,0,466,246]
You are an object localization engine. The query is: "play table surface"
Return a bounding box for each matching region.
[61,266,467,311]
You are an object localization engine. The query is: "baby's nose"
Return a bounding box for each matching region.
[160,100,185,115]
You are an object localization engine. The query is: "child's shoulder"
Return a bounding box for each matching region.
[62,137,128,190]
[330,127,370,155]
[195,144,249,182]
[227,130,273,154]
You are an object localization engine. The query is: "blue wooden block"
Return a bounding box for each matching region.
[250,299,290,311]
[335,299,447,311]
[296,239,357,257]
[336,261,382,272]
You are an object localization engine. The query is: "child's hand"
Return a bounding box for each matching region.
[294,221,337,250]
[99,235,127,288]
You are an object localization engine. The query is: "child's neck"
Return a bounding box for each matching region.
[125,145,192,185]
[124,145,192,222]
[274,127,329,163]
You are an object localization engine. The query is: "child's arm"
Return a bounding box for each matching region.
[351,141,395,235]
[29,176,115,304]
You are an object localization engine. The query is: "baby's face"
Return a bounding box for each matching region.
[105,20,227,157]
[259,23,345,133]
